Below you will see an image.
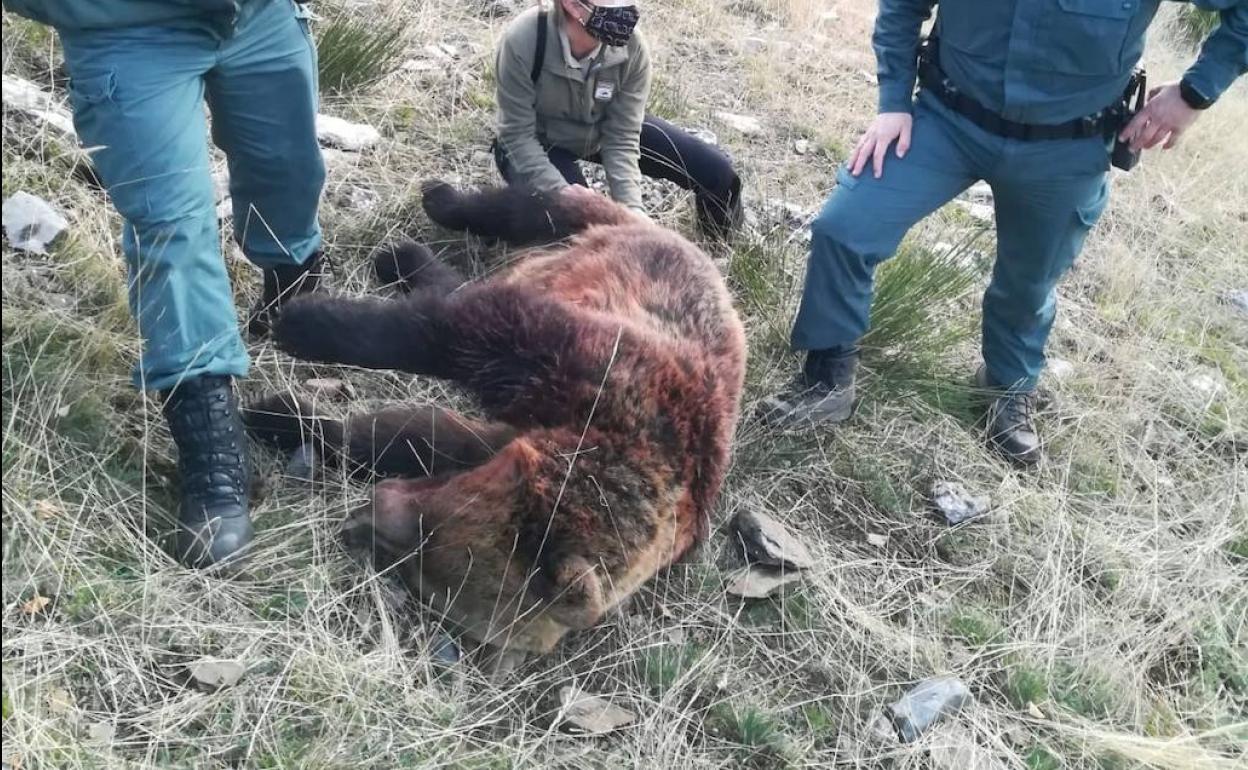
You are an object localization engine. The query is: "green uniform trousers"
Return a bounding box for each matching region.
[60,0,325,391]
[792,90,1112,391]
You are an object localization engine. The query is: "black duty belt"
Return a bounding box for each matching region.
[916,36,1133,142]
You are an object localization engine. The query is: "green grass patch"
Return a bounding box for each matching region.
[947,607,1005,649]
[707,702,786,755]
[641,642,706,693]
[316,15,406,94]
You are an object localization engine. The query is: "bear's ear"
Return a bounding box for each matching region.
[538,554,608,630]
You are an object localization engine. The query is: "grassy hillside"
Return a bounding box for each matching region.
[3,1,1245,768]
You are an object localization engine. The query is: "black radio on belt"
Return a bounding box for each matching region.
[1110,69,1147,172]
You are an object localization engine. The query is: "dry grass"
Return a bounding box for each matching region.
[3,1,1246,768]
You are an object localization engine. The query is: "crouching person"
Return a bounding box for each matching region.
[493,0,744,237]
[4,0,329,566]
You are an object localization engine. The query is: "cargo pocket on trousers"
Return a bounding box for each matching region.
[1076,178,1110,229]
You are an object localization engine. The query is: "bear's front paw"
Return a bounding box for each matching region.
[242,392,318,449]
[272,295,341,363]
[374,240,437,291]
[421,179,467,230]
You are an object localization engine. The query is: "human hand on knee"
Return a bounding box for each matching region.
[849,112,913,179]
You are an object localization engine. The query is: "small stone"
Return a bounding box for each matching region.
[189,659,245,692]
[1220,289,1248,316]
[347,186,379,212]
[869,713,898,744]
[559,687,636,735]
[963,181,994,205]
[316,114,381,152]
[471,149,494,165]
[2,74,75,137]
[732,509,815,569]
[955,200,994,222]
[866,532,889,548]
[3,192,68,254]
[1189,370,1225,400]
[1026,701,1046,720]
[714,111,764,136]
[401,58,441,73]
[793,139,812,155]
[85,722,115,745]
[32,500,62,521]
[930,481,991,525]
[20,595,50,616]
[46,687,75,715]
[683,126,719,146]
[1046,358,1075,382]
[725,565,802,598]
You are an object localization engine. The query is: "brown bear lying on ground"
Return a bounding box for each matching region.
[244,182,746,654]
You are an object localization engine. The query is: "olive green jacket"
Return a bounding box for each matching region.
[495,4,651,210]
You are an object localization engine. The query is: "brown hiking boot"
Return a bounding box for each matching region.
[760,347,859,427]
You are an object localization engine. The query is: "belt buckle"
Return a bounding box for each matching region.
[1079,114,1099,138]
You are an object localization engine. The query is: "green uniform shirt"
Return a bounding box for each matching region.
[2,0,273,40]
[875,0,1248,123]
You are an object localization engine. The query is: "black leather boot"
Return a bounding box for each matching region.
[162,374,253,567]
[247,251,326,339]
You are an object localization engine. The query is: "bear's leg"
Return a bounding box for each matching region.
[244,393,515,477]
[421,180,639,245]
[273,284,626,422]
[372,239,464,295]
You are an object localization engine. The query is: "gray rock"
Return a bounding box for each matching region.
[732,509,815,570]
[930,481,990,525]
[316,114,381,152]
[793,139,813,155]
[189,659,246,692]
[1220,289,1248,316]
[714,111,764,136]
[1046,358,1075,382]
[683,126,719,146]
[559,687,636,735]
[2,74,75,137]
[725,565,802,598]
[3,192,68,254]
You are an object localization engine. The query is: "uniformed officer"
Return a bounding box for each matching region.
[764,0,1247,465]
[3,0,329,565]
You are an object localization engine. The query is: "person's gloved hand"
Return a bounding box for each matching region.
[1119,82,1202,152]
[849,112,913,179]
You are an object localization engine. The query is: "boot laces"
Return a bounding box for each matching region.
[998,389,1037,430]
[165,381,246,504]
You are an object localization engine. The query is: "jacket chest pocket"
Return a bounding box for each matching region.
[1033,0,1137,76]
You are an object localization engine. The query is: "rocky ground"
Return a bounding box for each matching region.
[2,1,1246,768]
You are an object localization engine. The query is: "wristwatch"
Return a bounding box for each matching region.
[1179,78,1214,110]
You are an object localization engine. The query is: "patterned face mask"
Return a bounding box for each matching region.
[576,1,640,47]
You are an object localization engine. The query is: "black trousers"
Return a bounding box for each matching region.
[493,115,742,232]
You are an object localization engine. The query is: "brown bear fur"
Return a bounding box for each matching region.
[244,182,746,653]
